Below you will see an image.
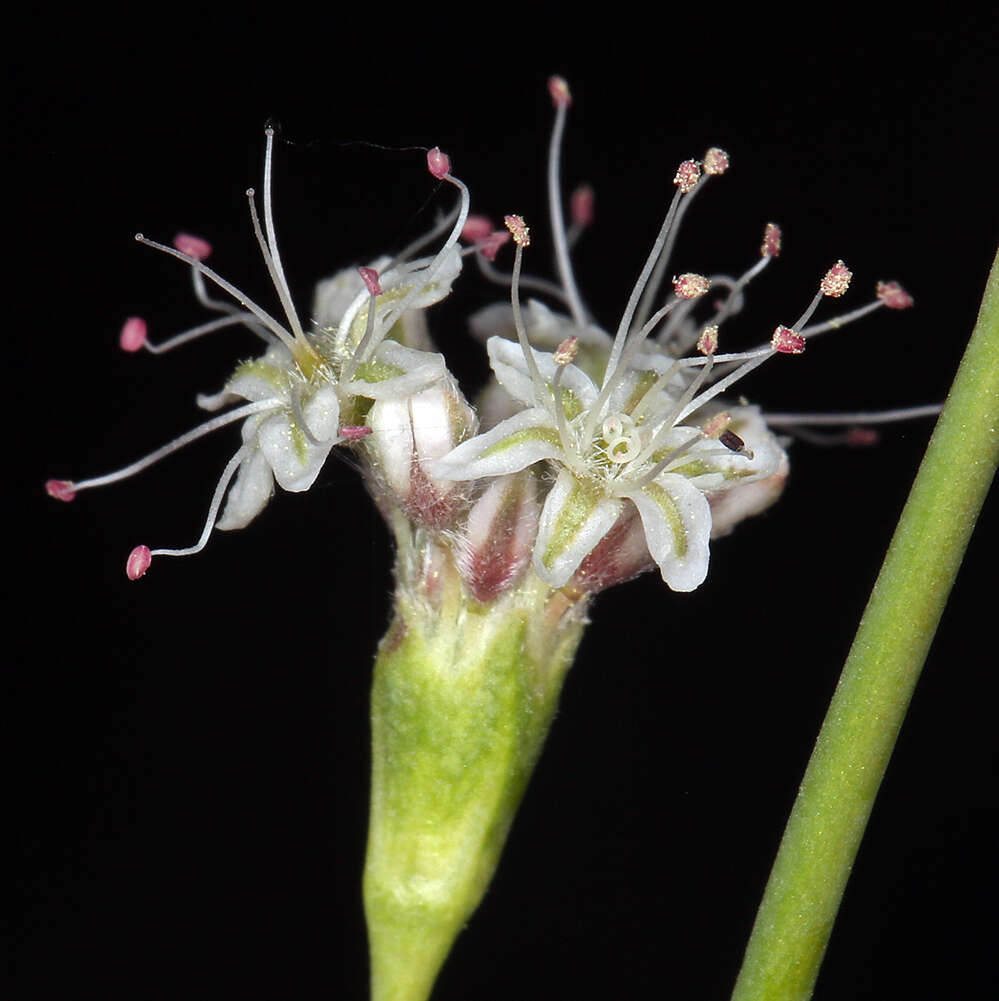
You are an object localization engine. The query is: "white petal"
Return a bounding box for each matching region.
[257,411,334,492]
[223,343,294,403]
[312,256,391,330]
[622,474,712,591]
[709,452,789,538]
[336,248,462,351]
[430,408,561,481]
[347,342,447,400]
[303,384,340,442]
[533,469,622,587]
[366,396,415,497]
[469,302,517,344]
[487,336,599,410]
[216,448,275,530]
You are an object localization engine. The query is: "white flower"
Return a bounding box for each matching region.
[47,136,469,578]
[433,335,785,591]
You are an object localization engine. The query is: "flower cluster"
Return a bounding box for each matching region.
[47,80,915,597]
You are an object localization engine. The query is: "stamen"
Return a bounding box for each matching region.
[702,147,730,176]
[131,445,249,578]
[505,214,530,247]
[370,149,470,342]
[338,425,373,441]
[820,260,852,297]
[472,230,511,263]
[504,215,547,398]
[798,282,913,340]
[358,267,383,297]
[701,223,782,333]
[553,336,579,366]
[771,325,806,354]
[550,336,579,465]
[243,187,312,352]
[135,234,301,357]
[570,184,594,226]
[782,260,853,336]
[631,156,712,335]
[119,317,148,352]
[427,147,450,180]
[173,233,213,260]
[390,198,462,268]
[603,156,705,387]
[701,411,731,438]
[697,325,719,355]
[672,273,710,300]
[51,399,280,496]
[472,245,567,301]
[340,268,384,384]
[126,545,152,580]
[762,223,782,259]
[260,128,308,345]
[546,75,588,327]
[636,354,717,463]
[461,216,495,242]
[125,313,271,355]
[674,159,702,194]
[876,281,914,309]
[566,183,594,250]
[762,404,943,427]
[45,479,77,502]
[164,233,274,344]
[672,347,773,425]
[632,429,704,489]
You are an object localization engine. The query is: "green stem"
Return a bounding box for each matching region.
[363,564,585,1001]
[731,246,999,1001]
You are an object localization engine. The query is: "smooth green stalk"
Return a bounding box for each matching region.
[731,246,999,1001]
[364,552,585,1001]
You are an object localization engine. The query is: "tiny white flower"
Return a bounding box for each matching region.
[47,136,470,578]
[434,333,784,591]
[441,83,917,595]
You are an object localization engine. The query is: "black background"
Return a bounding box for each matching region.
[11,8,997,999]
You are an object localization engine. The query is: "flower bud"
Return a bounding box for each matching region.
[366,378,477,529]
[456,472,540,602]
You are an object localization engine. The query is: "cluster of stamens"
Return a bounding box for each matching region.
[47,134,470,578]
[47,74,929,593]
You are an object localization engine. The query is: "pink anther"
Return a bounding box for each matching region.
[570,184,595,227]
[553,336,578,365]
[358,267,383,297]
[119,316,148,352]
[339,425,373,442]
[548,75,572,108]
[126,545,152,581]
[761,223,782,259]
[771,325,806,354]
[45,479,77,502]
[703,147,730,175]
[847,427,880,446]
[821,260,852,297]
[427,147,451,179]
[673,159,701,194]
[701,411,731,438]
[504,215,531,247]
[461,215,495,242]
[876,281,914,310]
[173,233,213,261]
[697,325,719,356]
[476,230,511,262]
[673,273,710,300]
